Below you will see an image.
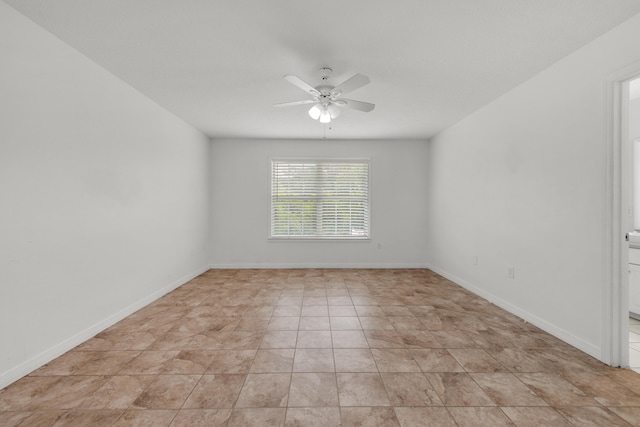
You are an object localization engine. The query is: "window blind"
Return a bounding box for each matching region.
[271,160,370,239]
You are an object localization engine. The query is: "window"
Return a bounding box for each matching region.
[270,159,370,239]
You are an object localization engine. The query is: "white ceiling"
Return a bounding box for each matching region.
[5,0,640,140]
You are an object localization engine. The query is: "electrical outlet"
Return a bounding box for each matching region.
[507,267,515,279]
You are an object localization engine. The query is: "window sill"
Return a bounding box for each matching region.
[268,237,371,243]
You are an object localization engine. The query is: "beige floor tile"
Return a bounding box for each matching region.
[381,372,442,406]
[170,408,231,427]
[296,330,332,348]
[332,330,369,348]
[112,409,177,426]
[132,375,200,409]
[289,373,339,407]
[501,407,572,427]
[31,351,139,376]
[397,331,442,349]
[227,408,286,427]
[393,407,455,427]
[327,296,353,306]
[425,372,496,406]
[6,269,640,426]
[278,296,303,306]
[608,406,640,426]
[78,375,155,409]
[351,296,379,306]
[251,349,295,373]
[0,411,32,426]
[0,376,109,411]
[381,306,414,316]
[293,348,335,372]
[430,330,482,348]
[419,316,445,330]
[182,374,245,408]
[334,349,378,372]
[75,331,157,351]
[330,316,362,331]
[50,409,124,426]
[447,348,508,373]
[301,305,329,316]
[161,350,216,374]
[285,407,341,427]
[221,331,263,350]
[329,305,357,316]
[148,331,196,351]
[119,351,181,375]
[359,317,395,331]
[407,306,437,317]
[488,347,546,373]
[608,368,640,394]
[515,372,598,406]
[234,317,270,332]
[525,348,594,372]
[261,330,298,349]
[5,411,69,426]
[388,316,426,331]
[355,305,386,317]
[447,407,515,426]
[470,373,547,406]
[236,373,290,408]
[371,349,421,372]
[303,296,328,306]
[206,350,256,374]
[336,373,390,406]
[299,316,331,330]
[273,305,302,316]
[555,406,631,427]
[561,371,640,406]
[341,407,400,426]
[364,330,406,349]
[266,314,298,331]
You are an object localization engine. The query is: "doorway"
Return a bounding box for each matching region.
[604,64,640,368]
[628,78,640,371]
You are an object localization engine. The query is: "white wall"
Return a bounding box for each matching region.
[426,13,640,359]
[0,3,211,387]
[210,138,428,268]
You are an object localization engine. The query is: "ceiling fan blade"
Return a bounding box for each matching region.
[284,75,320,96]
[274,99,317,107]
[331,73,370,97]
[337,99,375,112]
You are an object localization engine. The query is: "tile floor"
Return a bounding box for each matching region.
[2,269,640,426]
[630,317,640,372]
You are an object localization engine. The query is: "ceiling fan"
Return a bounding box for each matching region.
[274,67,375,124]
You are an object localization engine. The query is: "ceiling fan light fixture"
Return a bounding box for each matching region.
[327,104,341,119]
[308,104,321,120]
[319,109,331,123]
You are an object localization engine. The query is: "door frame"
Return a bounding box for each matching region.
[603,62,640,367]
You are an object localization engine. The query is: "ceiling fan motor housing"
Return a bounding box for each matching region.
[274,68,374,123]
[315,85,335,99]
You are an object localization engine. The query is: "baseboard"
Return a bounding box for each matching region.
[427,264,601,361]
[0,264,211,390]
[209,263,430,269]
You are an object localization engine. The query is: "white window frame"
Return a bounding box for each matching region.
[269,158,371,241]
